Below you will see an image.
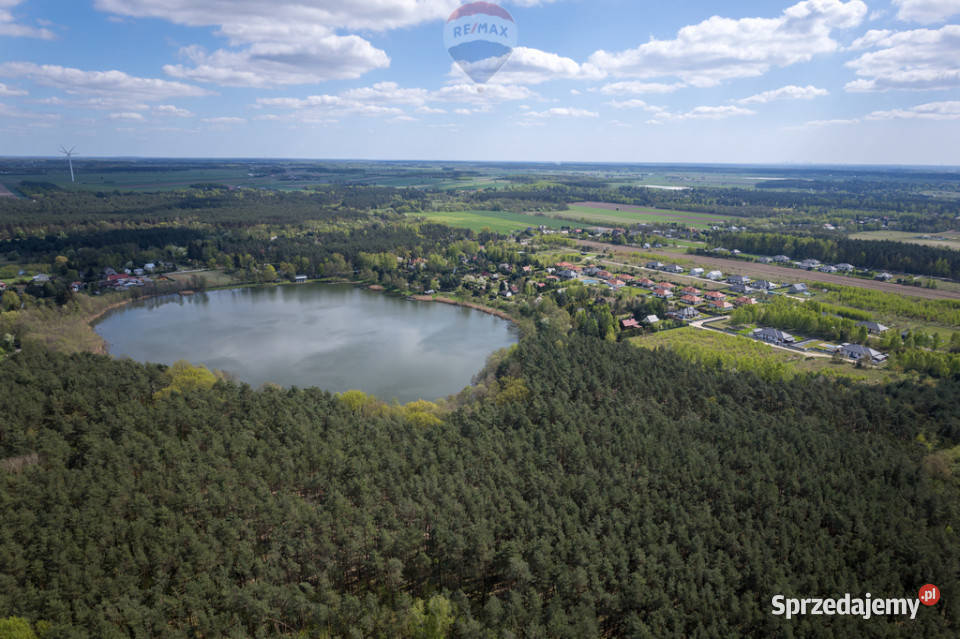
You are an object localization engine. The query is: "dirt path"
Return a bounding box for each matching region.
[578,240,960,301]
[0,183,16,198]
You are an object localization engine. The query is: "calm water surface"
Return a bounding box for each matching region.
[95,284,517,402]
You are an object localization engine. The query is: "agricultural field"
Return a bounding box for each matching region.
[631,326,895,383]
[579,240,960,301]
[542,201,740,229]
[850,230,960,252]
[408,209,571,234]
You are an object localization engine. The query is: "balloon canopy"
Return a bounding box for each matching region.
[443,2,517,84]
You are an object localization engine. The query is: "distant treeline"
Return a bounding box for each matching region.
[710,231,960,279]
[0,185,427,229]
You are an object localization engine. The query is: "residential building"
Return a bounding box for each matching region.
[668,306,700,321]
[690,267,704,277]
[840,343,888,363]
[709,300,734,311]
[856,321,889,334]
[875,272,893,281]
[705,270,723,280]
[752,327,796,345]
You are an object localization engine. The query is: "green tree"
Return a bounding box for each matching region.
[0,617,37,639]
[407,595,456,639]
[1,290,20,311]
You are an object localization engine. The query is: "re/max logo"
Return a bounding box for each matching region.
[452,23,509,38]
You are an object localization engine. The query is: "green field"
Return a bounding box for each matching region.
[849,230,960,251]
[632,327,894,383]
[545,202,739,229]
[407,210,572,233]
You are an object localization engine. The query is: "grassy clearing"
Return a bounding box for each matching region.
[631,327,895,383]
[544,203,739,229]
[408,210,571,234]
[850,230,960,251]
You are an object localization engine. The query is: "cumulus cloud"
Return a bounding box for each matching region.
[892,0,960,24]
[154,104,194,117]
[450,47,604,85]
[202,116,246,124]
[109,112,145,120]
[650,105,756,123]
[255,80,535,123]
[607,99,665,113]
[845,25,960,91]
[163,32,390,87]
[94,1,457,86]
[94,0,460,32]
[737,84,829,104]
[595,81,685,95]
[801,117,861,126]
[0,62,212,103]
[866,100,960,119]
[588,0,867,87]
[525,107,599,118]
[0,0,54,39]
[0,81,26,96]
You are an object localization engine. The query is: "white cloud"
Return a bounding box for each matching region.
[845,25,960,91]
[163,33,390,87]
[737,84,829,104]
[452,47,604,85]
[526,107,599,118]
[801,117,861,126]
[0,62,212,103]
[866,100,960,119]
[154,104,194,117]
[202,116,246,124]
[255,80,534,123]
[651,105,756,122]
[340,82,430,106]
[588,0,867,86]
[94,0,461,32]
[595,81,685,95]
[892,0,960,24]
[0,0,54,39]
[109,112,145,120]
[95,1,461,87]
[433,83,537,104]
[0,81,26,96]
[607,99,665,113]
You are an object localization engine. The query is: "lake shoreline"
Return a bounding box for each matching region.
[407,295,515,323]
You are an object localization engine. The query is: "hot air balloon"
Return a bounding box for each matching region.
[443,2,517,84]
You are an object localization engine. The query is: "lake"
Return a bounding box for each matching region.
[94,284,517,402]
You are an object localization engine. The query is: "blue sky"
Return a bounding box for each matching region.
[1,0,959,164]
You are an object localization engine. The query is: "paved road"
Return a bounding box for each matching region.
[578,239,960,301]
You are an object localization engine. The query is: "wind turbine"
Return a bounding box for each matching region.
[59,145,76,183]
